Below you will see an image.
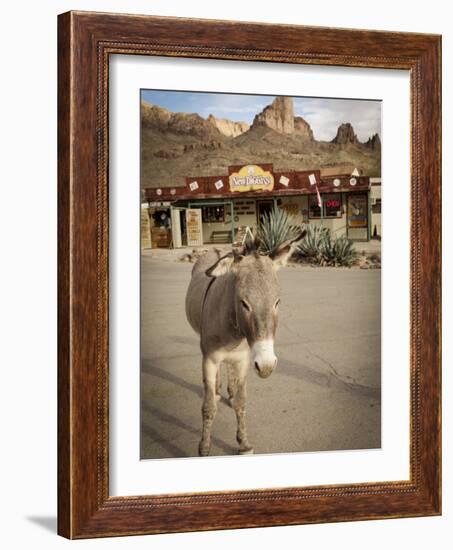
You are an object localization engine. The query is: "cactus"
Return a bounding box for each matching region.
[319,234,358,267]
[295,225,331,262]
[295,225,358,267]
[256,206,300,255]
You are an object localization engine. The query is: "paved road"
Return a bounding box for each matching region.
[140,254,381,459]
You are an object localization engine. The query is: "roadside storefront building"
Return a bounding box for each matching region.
[143,163,380,248]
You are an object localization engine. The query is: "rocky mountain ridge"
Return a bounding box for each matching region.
[141,102,222,139]
[365,133,381,150]
[207,114,249,137]
[140,97,381,187]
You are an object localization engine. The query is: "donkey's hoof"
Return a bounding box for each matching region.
[238,446,254,455]
[215,394,221,402]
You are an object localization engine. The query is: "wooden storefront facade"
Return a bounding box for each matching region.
[143,164,379,248]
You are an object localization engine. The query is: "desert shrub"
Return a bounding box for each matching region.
[319,234,359,267]
[295,225,331,262]
[295,226,358,267]
[256,206,300,255]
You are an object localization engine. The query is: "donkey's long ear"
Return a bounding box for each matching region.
[270,229,307,269]
[242,228,259,256]
[205,252,236,277]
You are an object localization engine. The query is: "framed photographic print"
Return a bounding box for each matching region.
[58,11,441,539]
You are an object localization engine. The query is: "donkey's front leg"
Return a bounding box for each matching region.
[199,356,219,457]
[232,361,254,455]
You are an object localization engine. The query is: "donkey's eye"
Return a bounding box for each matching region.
[241,300,251,311]
[274,299,281,308]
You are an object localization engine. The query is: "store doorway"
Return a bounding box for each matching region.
[347,193,369,241]
[256,199,274,224]
[149,207,172,248]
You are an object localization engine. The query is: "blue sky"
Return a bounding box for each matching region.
[141,89,381,142]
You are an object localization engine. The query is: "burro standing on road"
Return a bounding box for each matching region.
[185,233,306,457]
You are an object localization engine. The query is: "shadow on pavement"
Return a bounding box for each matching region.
[142,401,237,456]
[142,361,203,398]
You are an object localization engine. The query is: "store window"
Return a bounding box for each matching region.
[308,195,321,218]
[324,194,342,217]
[309,193,342,218]
[202,205,225,223]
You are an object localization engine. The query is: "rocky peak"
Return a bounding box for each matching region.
[252,96,295,134]
[207,114,249,137]
[365,133,381,150]
[294,116,314,141]
[331,122,358,145]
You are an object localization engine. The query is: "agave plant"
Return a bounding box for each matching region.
[256,206,301,255]
[295,224,331,262]
[319,234,358,267]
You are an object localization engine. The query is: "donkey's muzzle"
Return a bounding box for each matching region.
[254,359,277,379]
[252,340,278,379]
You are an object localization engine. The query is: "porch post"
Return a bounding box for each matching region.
[230,200,235,243]
[320,192,324,227]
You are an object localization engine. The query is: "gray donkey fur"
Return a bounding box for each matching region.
[185,232,305,456]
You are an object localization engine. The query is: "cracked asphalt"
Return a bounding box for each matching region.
[140,252,381,459]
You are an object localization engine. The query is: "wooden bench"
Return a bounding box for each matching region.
[210,230,231,244]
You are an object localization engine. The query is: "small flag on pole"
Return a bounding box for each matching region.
[316,185,323,208]
[309,173,317,186]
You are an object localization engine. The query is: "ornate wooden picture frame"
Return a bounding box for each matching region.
[58,11,441,539]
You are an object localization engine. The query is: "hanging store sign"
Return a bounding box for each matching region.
[229,165,274,193]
